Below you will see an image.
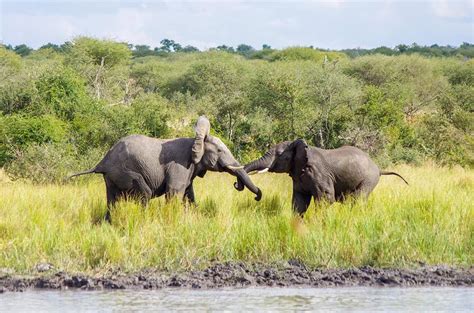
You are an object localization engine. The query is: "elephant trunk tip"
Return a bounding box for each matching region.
[234,180,245,191]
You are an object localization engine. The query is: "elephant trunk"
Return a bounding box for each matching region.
[234,153,274,192]
[233,168,262,201]
[244,154,273,173]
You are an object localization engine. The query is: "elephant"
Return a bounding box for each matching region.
[234,139,408,215]
[69,116,262,222]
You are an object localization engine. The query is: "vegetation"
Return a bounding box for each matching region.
[0,165,472,273]
[0,38,473,273]
[1,38,473,183]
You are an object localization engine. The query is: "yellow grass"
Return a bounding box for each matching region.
[0,164,472,274]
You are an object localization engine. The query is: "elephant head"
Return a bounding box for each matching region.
[234,139,308,191]
[192,116,262,201]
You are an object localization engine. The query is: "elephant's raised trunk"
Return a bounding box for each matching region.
[232,168,262,201]
[234,153,274,192]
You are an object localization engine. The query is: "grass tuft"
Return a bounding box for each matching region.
[0,165,472,274]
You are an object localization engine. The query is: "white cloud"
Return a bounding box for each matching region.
[3,13,78,46]
[98,8,156,45]
[1,0,472,50]
[432,0,472,19]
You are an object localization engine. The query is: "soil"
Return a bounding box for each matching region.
[0,261,472,292]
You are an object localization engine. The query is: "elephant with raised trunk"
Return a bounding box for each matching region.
[235,139,408,215]
[70,116,262,221]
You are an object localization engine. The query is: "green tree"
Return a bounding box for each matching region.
[33,67,94,120]
[0,114,67,166]
[236,44,255,57]
[270,47,347,63]
[66,37,132,102]
[13,44,33,57]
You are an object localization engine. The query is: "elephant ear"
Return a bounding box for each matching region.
[291,139,308,175]
[192,116,211,164]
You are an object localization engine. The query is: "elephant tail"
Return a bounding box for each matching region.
[380,171,409,185]
[68,168,98,180]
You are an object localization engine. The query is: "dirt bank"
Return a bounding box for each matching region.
[1,261,472,292]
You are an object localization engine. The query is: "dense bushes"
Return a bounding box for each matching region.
[0,40,473,182]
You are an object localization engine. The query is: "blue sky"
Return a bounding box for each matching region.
[1,0,473,50]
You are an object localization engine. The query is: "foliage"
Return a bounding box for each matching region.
[0,37,473,181]
[33,68,92,120]
[341,42,474,58]
[4,143,101,184]
[269,47,347,63]
[0,114,67,166]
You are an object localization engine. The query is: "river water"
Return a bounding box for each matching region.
[1,287,472,312]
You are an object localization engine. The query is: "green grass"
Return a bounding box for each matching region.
[0,164,472,274]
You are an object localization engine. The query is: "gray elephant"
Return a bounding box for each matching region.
[235,139,407,215]
[70,116,262,221]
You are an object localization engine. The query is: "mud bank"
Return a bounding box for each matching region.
[1,262,472,292]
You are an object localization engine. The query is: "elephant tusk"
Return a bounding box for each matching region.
[226,165,244,170]
[248,168,269,175]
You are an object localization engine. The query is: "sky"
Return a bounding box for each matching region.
[0,0,473,50]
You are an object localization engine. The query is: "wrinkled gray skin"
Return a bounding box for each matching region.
[235,139,408,215]
[70,116,261,222]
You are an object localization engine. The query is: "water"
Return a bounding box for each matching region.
[1,287,472,312]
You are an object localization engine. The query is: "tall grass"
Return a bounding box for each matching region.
[0,165,472,274]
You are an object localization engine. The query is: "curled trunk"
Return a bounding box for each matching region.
[234,154,273,192]
[233,168,262,201]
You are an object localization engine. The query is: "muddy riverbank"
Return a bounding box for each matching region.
[1,262,472,292]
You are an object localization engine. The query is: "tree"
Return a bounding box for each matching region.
[172,58,250,142]
[159,39,174,52]
[158,39,183,53]
[249,63,312,141]
[270,47,346,63]
[216,45,235,53]
[182,45,199,53]
[33,67,93,120]
[39,43,61,52]
[66,37,132,102]
[396,44,408,53]
[236,44,255,57]
[14,44,33,57]
[0,46,22,72]
[132,45,154,57]
[172,42,182,52]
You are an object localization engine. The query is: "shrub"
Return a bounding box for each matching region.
[33,67,93,120]
[4,142,105,184]
[270,47,347,63]
[0,114,68,166]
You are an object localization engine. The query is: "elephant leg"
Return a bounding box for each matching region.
[129,172,152,207]
[312,183,335,204]
[105,178,121,223]
[165,168,190,201]
[292,191,312,216]
[353,179,377,200]
[323,190,336,203]
[184,183,196,204]
[165,186,187,201]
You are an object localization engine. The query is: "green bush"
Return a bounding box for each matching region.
[270,47,347,63]
[3,142,105,184]
[0,37,473,180]
[0,114,67,166]
[33,67,92,120]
